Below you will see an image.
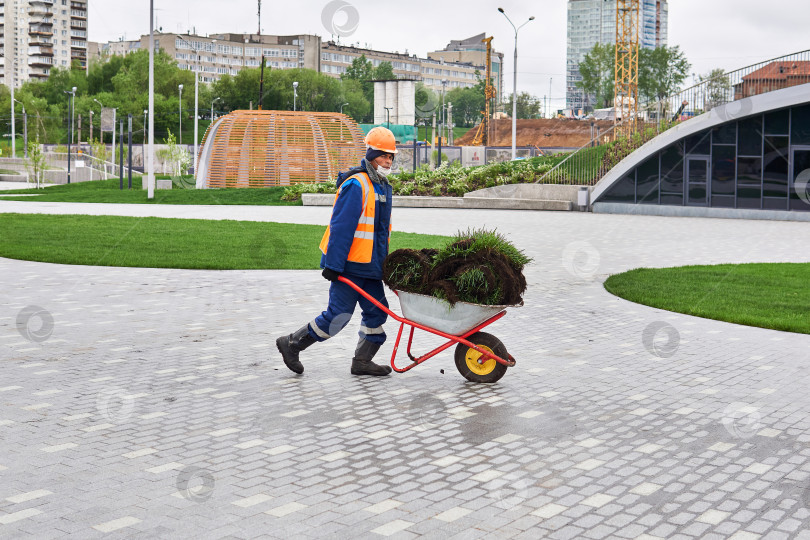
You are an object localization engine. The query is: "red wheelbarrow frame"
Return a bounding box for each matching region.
[339,276,516,373]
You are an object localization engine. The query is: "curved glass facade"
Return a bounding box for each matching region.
[597,104,810,212]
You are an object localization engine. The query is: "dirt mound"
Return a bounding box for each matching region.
[383,231,529,306]
[455,118,614,148]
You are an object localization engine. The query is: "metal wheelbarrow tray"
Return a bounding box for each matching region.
[339,276,521,383]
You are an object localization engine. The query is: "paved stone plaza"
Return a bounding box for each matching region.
[1,202,809,539]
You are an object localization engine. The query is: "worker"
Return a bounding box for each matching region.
[276,126,396,377]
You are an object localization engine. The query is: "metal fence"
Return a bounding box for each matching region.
[533,119,663,186]
[44,152,134,178]
[536,48,810,186]
[391,145,571,174]
[652,48,810,123]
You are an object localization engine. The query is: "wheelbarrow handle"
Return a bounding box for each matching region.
[337,276,400,321]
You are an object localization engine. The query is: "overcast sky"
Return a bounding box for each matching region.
[88,0,808,110]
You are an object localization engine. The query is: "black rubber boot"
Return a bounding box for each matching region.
[350,339,392,376]
[276,325,316,374]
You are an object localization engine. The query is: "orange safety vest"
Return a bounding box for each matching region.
[319,172,378,264]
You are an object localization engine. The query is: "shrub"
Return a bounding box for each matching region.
[280,181,336,201]
[279,153,567,201]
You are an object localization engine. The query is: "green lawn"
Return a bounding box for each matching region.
[0,176,301,206]
[604,263,810,335]
[0,213,449,270]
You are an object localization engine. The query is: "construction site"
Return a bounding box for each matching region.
[455,118,615,148]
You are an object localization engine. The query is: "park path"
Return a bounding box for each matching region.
[1,201,809,538]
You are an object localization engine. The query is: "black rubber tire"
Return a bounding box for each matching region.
[454,331,509,383]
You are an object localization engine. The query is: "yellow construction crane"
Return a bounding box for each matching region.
[614,0,640,137]
[472,36,496,146]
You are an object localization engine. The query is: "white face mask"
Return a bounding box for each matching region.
[376,166,392,177]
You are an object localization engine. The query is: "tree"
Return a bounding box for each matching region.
[338,78,371,122]
[342,54,374,82]
[91,137,111,163]
[87,55,126,95]
[4,47,375,144]
[341,54,382,109]
[576,42,615,110]
[502,92,542,120]
[638,45,691,103]
[25,139,48,188]
[700,68,731,111]
[577,43,691,110]
[373,61,395,81]
[156,130,190,176]
[445,86,485,127]
[212,66,370,120]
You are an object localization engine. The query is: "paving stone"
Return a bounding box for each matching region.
[1,203,809,537]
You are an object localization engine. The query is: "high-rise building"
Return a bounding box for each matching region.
[0,0,88,87]
[566,0,667,111]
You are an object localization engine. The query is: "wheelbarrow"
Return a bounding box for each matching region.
[338,276,519,383]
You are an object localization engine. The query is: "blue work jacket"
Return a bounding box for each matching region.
[320,161,393,280]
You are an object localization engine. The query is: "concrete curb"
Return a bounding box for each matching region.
[593,202,810,222]
[301,193,572,211]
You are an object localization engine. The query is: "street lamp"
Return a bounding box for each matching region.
[64,86,77,184]
[498,7,535,160]
[143,109,148,145]
[384,106,392,129]
[13,99,27,158]
[211,97,221,123]
[89,110,94,144]
[178,84,184,145]
[339,102,349,114]
[440,79,448,144]
[437,79,448,167]
[10,67,15,157]
[292,81,298,111]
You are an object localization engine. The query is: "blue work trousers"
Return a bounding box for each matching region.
[309,277,389,345]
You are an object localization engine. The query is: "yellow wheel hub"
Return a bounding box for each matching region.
[465,344,496,376]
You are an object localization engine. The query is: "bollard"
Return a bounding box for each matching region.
[578,186,590,212]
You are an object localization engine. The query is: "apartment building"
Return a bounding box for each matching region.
[427,33,504,102]
[94,32,320,83]
[91,33,485,96]
[321,40,483,95]
[0,0,88,86]
[566,0,668,110]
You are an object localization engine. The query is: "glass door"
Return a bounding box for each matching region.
[687,157,710,206]
[791,146,810,211]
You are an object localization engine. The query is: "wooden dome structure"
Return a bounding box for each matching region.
[196,110,365,189]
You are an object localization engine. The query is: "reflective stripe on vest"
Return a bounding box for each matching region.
[319,172,377,264]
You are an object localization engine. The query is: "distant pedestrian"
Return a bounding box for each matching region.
[276,126,397,377]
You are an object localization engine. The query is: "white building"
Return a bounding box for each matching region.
[0,0,88,86]
[91,33,486,95]
[566,0,667,111]
[93,33,320,84]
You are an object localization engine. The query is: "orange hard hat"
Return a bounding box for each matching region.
[364,126,398,154]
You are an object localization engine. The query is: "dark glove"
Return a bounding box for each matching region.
[322,268,341,282]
